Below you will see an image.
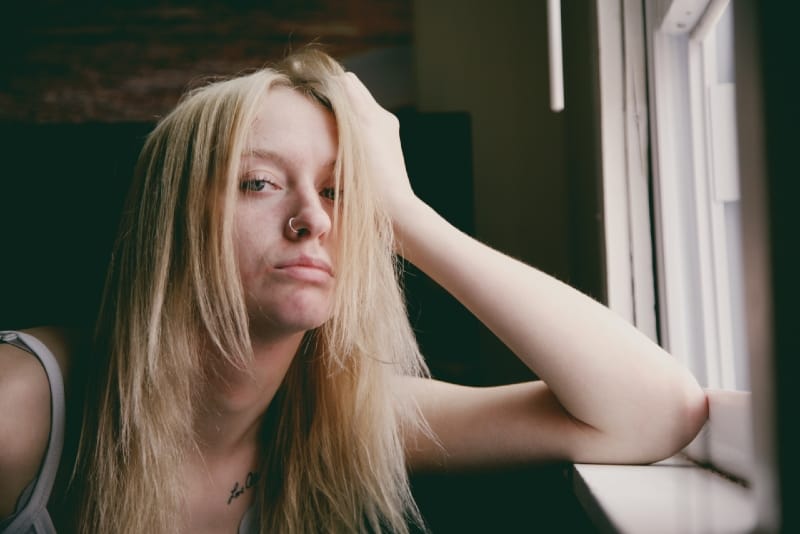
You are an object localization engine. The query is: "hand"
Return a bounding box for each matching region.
[338,72,418,221]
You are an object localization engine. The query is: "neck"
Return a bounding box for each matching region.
[194,330,306,457]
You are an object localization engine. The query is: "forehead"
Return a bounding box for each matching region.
[245,86,338,165]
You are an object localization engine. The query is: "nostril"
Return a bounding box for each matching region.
[288,216,309,236]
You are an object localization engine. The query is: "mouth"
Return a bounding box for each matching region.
[274,255,334,282]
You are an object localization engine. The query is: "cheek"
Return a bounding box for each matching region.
[235,201,284,239]
[233,207,286,282]
[233,216,264,275]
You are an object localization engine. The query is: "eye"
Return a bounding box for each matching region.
[239,176,280,193]
[320,187,341,201]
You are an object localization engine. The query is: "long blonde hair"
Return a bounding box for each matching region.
[76,49,429,533]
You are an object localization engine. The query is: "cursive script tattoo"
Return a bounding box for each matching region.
[227,471,260,505]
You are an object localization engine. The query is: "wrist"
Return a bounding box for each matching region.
[389,198,443,262]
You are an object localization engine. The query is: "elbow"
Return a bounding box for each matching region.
[674,377,709,450]
[570,375,709,465]
[645,373,709,463]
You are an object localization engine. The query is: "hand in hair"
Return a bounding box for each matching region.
[338,72,417,226]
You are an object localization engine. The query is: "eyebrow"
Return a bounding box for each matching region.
[242,148,292,168]
[242,148,336,171]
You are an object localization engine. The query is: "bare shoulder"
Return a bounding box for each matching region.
[0,326,77,519]
[400,376,592,472]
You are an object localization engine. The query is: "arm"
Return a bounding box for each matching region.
[0,327,73,518]
[342,73,708,468]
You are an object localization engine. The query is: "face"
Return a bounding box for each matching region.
[235,86,339,337]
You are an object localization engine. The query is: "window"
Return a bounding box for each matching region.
[597,0,753,482]
[648,0,747,392]
[584,0,793,531]
[595,0,749,390]
[646,0,754,483]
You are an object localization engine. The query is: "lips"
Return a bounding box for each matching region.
[274,255,334,281]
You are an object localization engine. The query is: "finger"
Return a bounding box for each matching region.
[340,72,378,105]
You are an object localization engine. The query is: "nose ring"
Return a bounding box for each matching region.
[288,217,305,234]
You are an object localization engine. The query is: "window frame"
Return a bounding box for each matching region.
[590,0,756,484]
[644,0,753,481]
[596,0,658,341]
[664,0,747,391]
[597,0,748,389]
[589,0,791,530]
[689,3,741,390]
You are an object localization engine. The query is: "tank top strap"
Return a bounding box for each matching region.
[0,331,65,534]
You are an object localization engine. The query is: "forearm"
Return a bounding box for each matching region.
[393,196,706,446]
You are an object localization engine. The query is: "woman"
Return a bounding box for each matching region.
[0,48,707,533]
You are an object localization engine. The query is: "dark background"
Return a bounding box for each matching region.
[736,2,800,532]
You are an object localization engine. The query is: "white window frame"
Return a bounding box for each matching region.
[596,0,753,481]
[686,3,748,392]
[574,2,762,530]
[601,0,747,380]
[645,0,752,481]
[596,0,748,389]
[649,0,747,392]
[596,0,658,341]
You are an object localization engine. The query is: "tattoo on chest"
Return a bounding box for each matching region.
[227,471,260,505]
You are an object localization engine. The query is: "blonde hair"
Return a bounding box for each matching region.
[76,49,429,533]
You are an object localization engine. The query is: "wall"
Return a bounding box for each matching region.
[408,3,601,531]
[414,0,568,277]
[412,0,604,383]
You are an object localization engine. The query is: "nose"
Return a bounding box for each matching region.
[284,186,332,241]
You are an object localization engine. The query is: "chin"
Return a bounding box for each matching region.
[287,313,329,332]
[248,305,332,336]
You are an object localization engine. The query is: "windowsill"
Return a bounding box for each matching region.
[571,455,756,533]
